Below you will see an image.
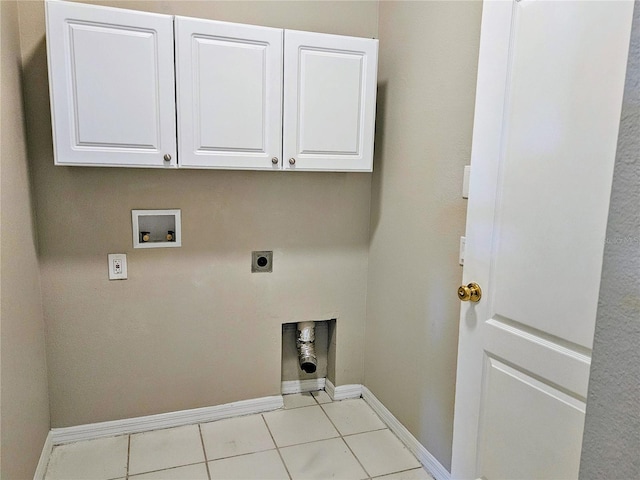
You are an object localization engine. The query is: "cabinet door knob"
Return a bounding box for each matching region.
[289,158,296,165]
[163,154,172,162]
[271,157,279,165]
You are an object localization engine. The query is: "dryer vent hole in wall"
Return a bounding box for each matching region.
[281,321,331,388]
[297,321,317,374]
[252,251,273,273]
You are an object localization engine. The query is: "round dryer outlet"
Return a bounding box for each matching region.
[251,251,273,273]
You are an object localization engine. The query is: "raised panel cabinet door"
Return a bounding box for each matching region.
[450,1,634,479]
[175,17,283,170]
[283,30,378,172]
[46,0,176,167]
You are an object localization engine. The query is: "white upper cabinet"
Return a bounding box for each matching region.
[46,1,379,171]
[46,0,177,167]
[283,30,378,172]
[175,17,283,170]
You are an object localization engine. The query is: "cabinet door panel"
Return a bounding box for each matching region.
[299,51,362,154]
[176,17,283,169]
[284,30,378,172]
[46,0,176,167]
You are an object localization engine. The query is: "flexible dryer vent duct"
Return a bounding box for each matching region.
[297,321,317,374]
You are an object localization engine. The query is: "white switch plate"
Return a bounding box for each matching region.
[108,253,127,280]
[459,236,466,266]
[462,165,471,199]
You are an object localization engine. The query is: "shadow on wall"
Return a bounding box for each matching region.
[21,37,51,258]
[369,81,388,240]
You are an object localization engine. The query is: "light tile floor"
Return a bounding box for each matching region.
[44,391,434,480]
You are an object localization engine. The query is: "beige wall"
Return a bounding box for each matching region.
[18,0,377,427]
[365,1,482,471]
[1,0,51,477]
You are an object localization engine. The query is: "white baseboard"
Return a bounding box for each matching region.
[325,379,363,401]
[50,395,283,445]
[42,386,449,480]
[33,431,53,480]
[362,386,451,480]
[281,378,326,394]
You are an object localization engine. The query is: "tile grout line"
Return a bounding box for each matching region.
[198,446,277,463]
[125,461,210,477]
[321,395,428,478]
[281,391,323,410]
[311,390,332,406]
[342,426,390,438]
[318,399,373,479]
[261,413,293,480]
[197,424,212,480]
[341,435,374,479]
[126,434,131,480]
[281,405,315,410]
[283,391,414,478]
[371,466,434,479]
[269,433,342,449]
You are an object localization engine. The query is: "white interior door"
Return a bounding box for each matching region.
[46,0,176,167]
[451,1,634,479]
[175,17,283,170]
[283,30,378,172]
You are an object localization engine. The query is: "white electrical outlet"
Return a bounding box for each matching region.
[108,254,127,280]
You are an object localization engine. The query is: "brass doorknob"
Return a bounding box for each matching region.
[458,282,482,302]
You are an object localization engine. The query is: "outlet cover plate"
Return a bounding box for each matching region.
[252,251,273,273]
[108,253,128,280]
